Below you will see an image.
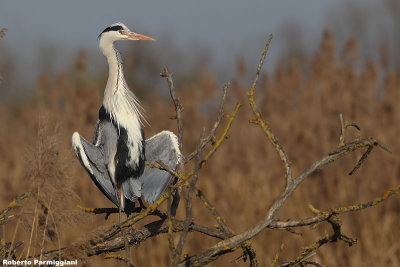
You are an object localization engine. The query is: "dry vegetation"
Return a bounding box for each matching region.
[1,30,400,266]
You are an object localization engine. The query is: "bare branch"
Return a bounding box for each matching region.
[339,113,361,146]
[1,241,23,260]
[247,34,293,188]
[200,103,241,168]
[185,83,229,163]
[167,187,175,263]
[286,213,356,266]
[77,205,119,216]
[195,189,231,236]
[266,179,400,232]
[250,34,273,91]
[195,188,258,266]
[77,205,166,220]
[300,261,323,267]
[104,254,134,267]
[38,218,225,261]
[270,244,284,267]
[161,66,185,217]
[174,129,205,266]
[160,66,184,161]
[339,113,345,146]
[0,192,31,225]
[146,161,182,181]
[349,145,373,175]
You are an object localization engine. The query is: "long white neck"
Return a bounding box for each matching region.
[100,42,125,110]
[99,40,145,144]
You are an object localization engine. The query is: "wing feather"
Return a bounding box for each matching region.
[140,131,181,203]
[122,178,142,202]
[73,123,181,211]
[72,132,118,206]
[72,120,120,207]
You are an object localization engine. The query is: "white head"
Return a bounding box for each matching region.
[99,22,154,53]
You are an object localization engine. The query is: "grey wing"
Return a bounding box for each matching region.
[140,130,181,203]
[72,120,119,207]
[122,178,142,203]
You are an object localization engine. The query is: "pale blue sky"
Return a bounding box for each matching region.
[0,0,385,94]
[1,0,326,48]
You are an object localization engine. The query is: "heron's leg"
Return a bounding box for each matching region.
[138,197,146,210]
[117,187,123,224]
[116,187,132,267]
[171,190,180,216]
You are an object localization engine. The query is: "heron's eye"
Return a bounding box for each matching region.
[119,30,124,34]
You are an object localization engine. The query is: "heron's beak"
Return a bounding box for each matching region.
[124,31,155,41]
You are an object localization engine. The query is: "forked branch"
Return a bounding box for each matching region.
[247,34,293,188]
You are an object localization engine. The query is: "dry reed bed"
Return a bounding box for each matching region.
[1,31,400,266]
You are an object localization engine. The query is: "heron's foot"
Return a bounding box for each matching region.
[138,197,147,210]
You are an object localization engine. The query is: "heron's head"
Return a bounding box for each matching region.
[99,22,154,49]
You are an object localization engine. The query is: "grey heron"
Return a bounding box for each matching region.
[72,23,181,223]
